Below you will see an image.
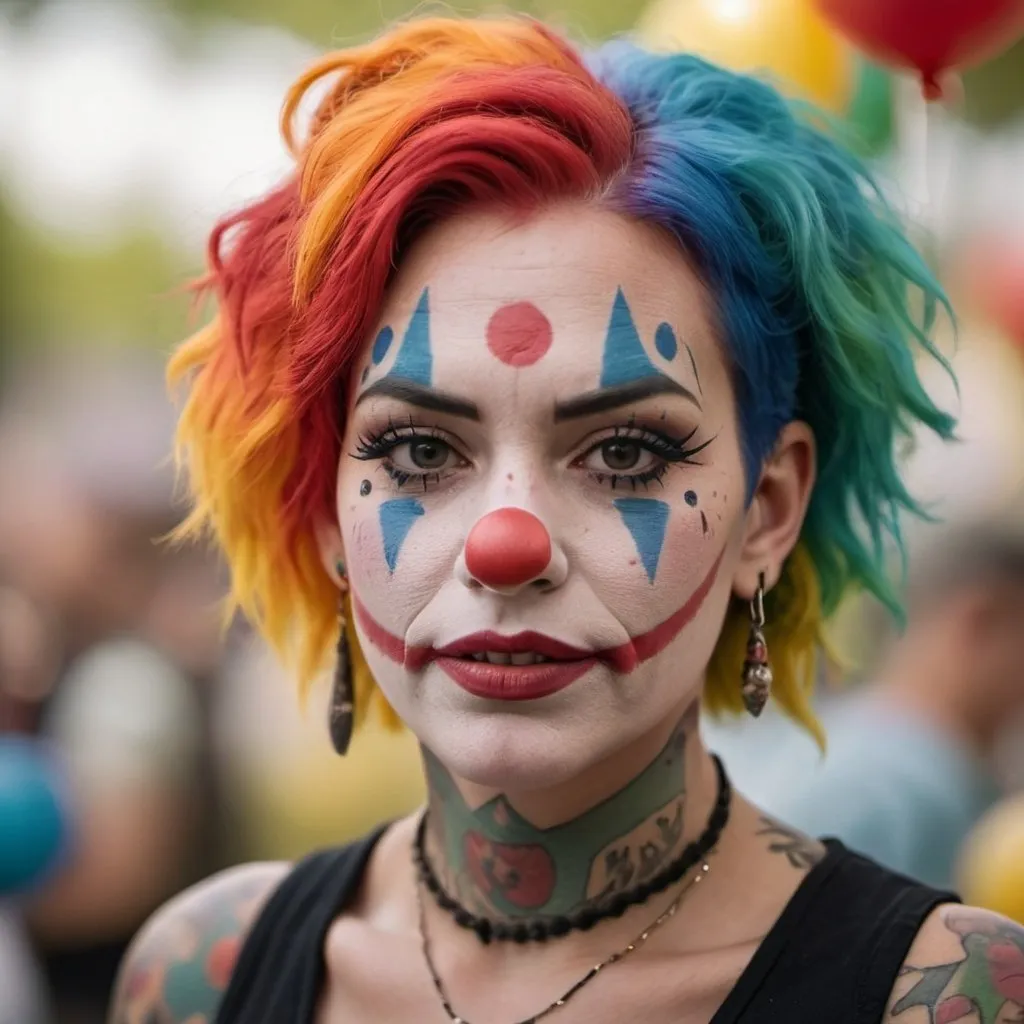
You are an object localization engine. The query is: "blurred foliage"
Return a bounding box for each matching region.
[163,0,638,45]
[3,201,197,352]
[962,38,1024,131]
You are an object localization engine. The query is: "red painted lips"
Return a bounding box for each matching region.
[432,630,600,701]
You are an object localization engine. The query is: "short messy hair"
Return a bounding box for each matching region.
[169,17,955,744]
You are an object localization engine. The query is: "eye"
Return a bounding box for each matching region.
[581,438,660,476]
[389,438,462,473]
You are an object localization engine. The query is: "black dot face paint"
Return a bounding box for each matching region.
[360,479,372,497]
[684,490,698,507]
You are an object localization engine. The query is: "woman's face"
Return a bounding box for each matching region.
[330,203,756,788]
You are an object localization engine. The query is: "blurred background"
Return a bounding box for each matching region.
[1,1,1024,1021]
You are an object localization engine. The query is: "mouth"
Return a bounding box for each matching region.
[429,631,600,701]
[350,549,724,700]
[433,631,595,664]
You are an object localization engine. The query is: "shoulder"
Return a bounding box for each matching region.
[883,902,1024,1024]
[108,860,290,1024]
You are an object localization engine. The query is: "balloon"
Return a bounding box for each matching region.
[0,738,73,895]
[845,60,894,155]
[960,235,1024,347]
[815,0,1024,99]
[958,795,1024,924]
[637,0,857,114]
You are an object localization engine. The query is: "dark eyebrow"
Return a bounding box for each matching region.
[553,375,701,422]
[354,377,480,421]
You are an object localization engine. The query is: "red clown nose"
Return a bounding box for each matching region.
[464,507,552,588]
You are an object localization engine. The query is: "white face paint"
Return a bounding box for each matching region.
[335,203,750,789]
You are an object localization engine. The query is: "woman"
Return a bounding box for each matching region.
[110,16,1024,1024]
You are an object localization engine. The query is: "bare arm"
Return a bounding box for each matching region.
[107,861,289,1024]
[884,903,1024,1024]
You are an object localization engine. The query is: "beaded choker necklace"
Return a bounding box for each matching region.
[413,754,731,945]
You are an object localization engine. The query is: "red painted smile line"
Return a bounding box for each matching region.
[352,551,724,696]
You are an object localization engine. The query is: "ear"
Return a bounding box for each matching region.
[733,421,816,599]
[313,516,347,587]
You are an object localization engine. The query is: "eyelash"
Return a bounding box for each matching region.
[584,423,712,491]
[350,417,713,493]
[352,418,457,492]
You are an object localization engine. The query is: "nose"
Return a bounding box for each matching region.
[456,507,568,594]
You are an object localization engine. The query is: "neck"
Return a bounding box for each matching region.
[421,703,712,921]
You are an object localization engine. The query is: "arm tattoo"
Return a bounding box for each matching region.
[111,873,275,1024]
[890,908,1024,1024]
[756,817,825,870]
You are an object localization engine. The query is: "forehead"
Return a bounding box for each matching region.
[371,203,722,393]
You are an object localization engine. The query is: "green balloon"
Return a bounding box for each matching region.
[845,61,893,157]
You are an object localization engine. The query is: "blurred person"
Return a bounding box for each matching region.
[110,18,1024,1024]
[0,357,212,1023]
[0,911,50,1024]
[706,516,1024,890]
[0,584,59,1024]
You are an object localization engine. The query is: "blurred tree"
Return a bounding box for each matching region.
[962,38,1024,130]
[1,0,637,42]
[2,209,196,352]
[0,204,15,391]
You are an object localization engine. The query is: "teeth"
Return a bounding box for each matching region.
[468,651,553,665]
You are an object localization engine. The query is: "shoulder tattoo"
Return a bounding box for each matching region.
[756,816,826,871]
[109,864,286,1024]
[887,905,1024,1024]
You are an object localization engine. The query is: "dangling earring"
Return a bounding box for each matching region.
[328,559,354,756]
[741,572,772,718]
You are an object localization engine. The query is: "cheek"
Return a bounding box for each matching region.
[341,489,462,628]
[577,478,738,629]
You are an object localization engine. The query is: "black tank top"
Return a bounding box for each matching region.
[215,830,957,1023]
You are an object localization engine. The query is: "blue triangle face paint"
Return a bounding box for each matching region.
[600,288,662,389]
[614,497,670,583]
[386,288,432,386]
[379,498,425,573]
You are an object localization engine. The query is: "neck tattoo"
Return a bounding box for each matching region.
[415,754,730,943]
[418,711,731,943]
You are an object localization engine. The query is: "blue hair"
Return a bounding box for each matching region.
[589,44,957,734]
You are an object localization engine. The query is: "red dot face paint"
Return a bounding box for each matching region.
[486,301,553,367]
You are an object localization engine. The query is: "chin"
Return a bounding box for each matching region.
[426,712,613,791]
[398,673,648,792]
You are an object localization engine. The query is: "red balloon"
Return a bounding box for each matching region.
[816,0,1024,98]
[962,237,1024,346]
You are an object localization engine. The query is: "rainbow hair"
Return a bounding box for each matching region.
[170,17,955,744]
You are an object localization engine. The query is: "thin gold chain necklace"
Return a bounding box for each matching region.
[416,857,712,1024]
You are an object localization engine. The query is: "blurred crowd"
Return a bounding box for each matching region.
[0,352,425,1023]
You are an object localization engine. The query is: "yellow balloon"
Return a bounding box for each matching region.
[637,0,855,114]
[958,795,1024,925]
